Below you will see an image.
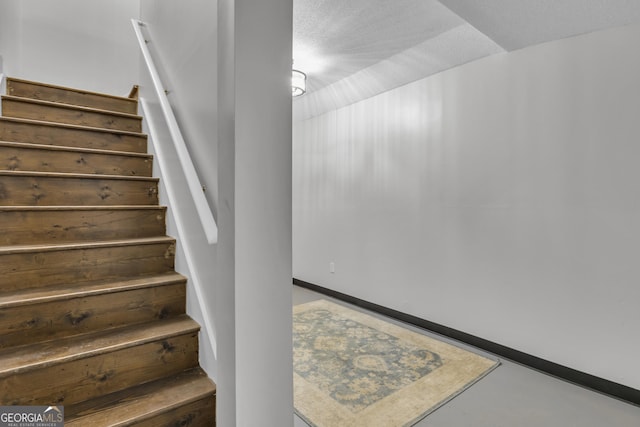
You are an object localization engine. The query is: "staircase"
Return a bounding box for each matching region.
[0,77,216,425]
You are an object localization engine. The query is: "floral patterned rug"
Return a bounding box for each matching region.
[293,300,499,426]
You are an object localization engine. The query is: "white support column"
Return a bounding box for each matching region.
[217,0,293,426]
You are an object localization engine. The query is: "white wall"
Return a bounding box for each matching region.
[293,23,640,390]
[0,0,22,78]
[139,1,219,207]
[138,0,221,413]
[140,0,294,425]
[0,0,139,95]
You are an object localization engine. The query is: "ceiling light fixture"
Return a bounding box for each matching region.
[292,69,306,97]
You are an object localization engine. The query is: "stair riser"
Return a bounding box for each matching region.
[0,208,166,245]
[2,98,142,133]
[0,144,152,176]
[0,175,158,206]
[0,119,147,153]
[0,242,176,291]
[0,332,199,406]
[7,79,138,114]
[0,283,186,348]
[133,397,216,427]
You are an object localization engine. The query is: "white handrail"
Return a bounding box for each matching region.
[0,54,4,84]
[140,98,217,359]
[1,73,5,114]
[1,54,5,92]
[0,72,6,95]
[131,19,218,244]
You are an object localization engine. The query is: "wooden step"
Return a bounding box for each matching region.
[0,117,147,153]
[0,206,166,245]
[2,95,142,132]
[0,315,200,406]
[0,273,186,348]
[66,368,215,426]
[6,77,138,114]
[0,237,176,292]
[0,171,159,206]
[1,78,216,421]
[0,141,152,176]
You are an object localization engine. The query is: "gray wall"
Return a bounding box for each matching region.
[293,23,640,390]
[0,0,139,95]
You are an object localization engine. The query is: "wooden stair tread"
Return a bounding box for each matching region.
[0,272,186,308]
[66,368,215,425]
[0,141,153,177]
[0,169,158,181]
[0,205,166,212]
[6,77,137,112]
[0,235,174,254]
[0,315,199,377]
[0,140,152,158]
[2,95,142,133]
[0,205,167,245]
[0,116,147,153]
[2,95,142,119]
[0,172,160,206]
[7,77,136,103]
[0,116,146,137]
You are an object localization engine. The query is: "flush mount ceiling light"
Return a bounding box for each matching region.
[292,69,306,97]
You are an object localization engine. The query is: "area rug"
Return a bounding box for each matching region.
[293,299,499,427]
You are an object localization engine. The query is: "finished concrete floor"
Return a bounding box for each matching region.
[293,285,640,427]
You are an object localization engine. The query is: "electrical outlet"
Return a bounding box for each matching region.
[329,262,335,273]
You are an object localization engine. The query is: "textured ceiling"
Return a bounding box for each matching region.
[293,0,640,119]
[293,0,465,93]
